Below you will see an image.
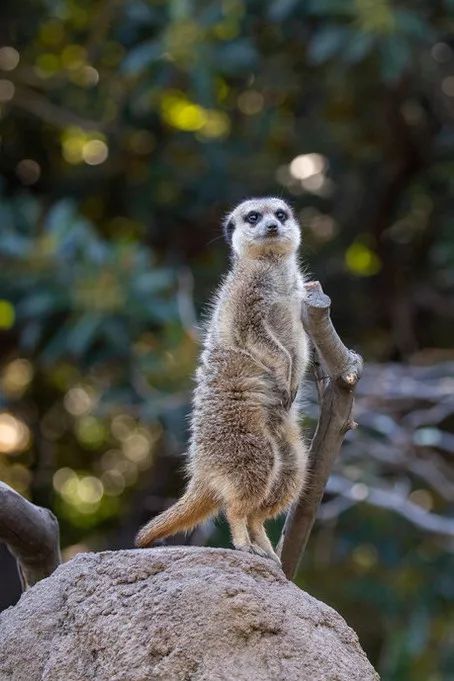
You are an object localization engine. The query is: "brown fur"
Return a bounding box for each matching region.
[136,198,309,563]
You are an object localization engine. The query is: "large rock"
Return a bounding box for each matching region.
[0,547,379,681]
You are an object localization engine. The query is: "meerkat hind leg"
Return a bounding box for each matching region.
[248,516,281,565]
[225,508,268,558]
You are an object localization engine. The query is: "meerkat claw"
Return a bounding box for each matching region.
[267,551,282,566]
[235,543,266,558]
[250,543,270,558]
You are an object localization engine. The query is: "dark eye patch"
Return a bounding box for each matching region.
[245,211,261,225]
[275,209,288,223]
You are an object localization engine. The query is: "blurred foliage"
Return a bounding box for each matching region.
[0,0,454,678]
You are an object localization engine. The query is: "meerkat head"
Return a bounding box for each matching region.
[223,197,300,259]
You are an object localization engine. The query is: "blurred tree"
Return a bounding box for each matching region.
[0,1,453,679]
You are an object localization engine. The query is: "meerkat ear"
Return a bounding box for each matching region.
[223,218,235,246]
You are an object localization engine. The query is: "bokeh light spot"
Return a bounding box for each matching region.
[431,42,452,63]
[35,53,60,77]
[75,416,107,448]
[441,76,454,97]
[0,300,15,329]
[64,386,95,416]
[160,92,229,138]
[345,243,381,276]
[61,44,86,70]
[16,159,41,185]
[409,489,433,512]
[61,127,106,165]
[1,358,33,397]
[237,90,264,115]
[78,475,104,503]
[289,153,326,180]
[0,79,15,102]
[0,413,30,454]
[353,544,378,570]
[39,21,65,47]
[0,47,20,71]
[82,139,109,165]
[199,110,230,138]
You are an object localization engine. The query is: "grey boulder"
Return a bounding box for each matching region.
[0,547,379,681]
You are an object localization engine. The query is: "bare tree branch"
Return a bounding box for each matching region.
[0,482,61,590]
[345,441,454,502]
[317,496,357,521]
[326,475,454,538]
[12,86,103,131]
[277,281,363,580]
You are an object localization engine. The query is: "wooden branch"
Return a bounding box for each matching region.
[12,86,103,131]
[326,474,454,537]
[0,482,61,590]
[277,281,363,580]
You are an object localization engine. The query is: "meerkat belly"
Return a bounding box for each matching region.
[270,295,308,370]
[190,348,284,472]
[196,348,283,408]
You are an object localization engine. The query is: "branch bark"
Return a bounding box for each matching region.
[277,281,363,580]
[0,482,61,590]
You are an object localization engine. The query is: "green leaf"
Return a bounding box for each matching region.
[16,291,67,319]
[67,315,103,357]
[268,0,300,21]
[0,231,31,257]
[121,40,163,74]
[343,31,375,63]
[379,35,411,83]
[45,200,77,237]
[306,0,354,17]
[307,26,350,64]
[395,10,435,41]
[20,320,43,352]
[216,40,258,73]
[131,270,173,295]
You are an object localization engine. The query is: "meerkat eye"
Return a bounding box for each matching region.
[276,209,288,223]
[245,211,261,225]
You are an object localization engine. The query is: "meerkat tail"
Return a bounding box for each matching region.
[135,482,218,548]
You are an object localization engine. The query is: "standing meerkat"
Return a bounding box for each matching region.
[136,197,309,563]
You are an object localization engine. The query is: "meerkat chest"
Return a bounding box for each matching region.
[269,285,305,348]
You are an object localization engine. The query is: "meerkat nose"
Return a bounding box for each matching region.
[266,223,278,234]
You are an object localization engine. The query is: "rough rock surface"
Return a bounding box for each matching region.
[0,547,379,681]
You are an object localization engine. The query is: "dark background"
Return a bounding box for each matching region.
[0,2,453,679]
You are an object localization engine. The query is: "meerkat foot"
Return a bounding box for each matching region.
[247,518,281,564]
[234,543,267,559]
[250,541,281,564]
[234,542,255,554]
[252,544,281,565]
[250,543,269,558]
[265,549,282,566]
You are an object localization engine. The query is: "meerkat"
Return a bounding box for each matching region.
[135,197,309,563]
